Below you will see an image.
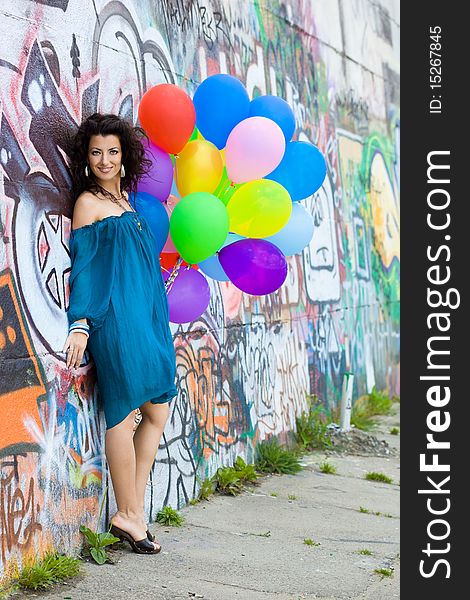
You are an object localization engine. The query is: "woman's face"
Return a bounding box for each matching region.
[87,134,122,183]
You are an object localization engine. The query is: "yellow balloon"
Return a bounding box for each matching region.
[175,139,223,197]
[227,179,292,237]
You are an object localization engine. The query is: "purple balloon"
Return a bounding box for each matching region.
[163,268,210,323]
[138,139,174,201]
[218,239,288,295]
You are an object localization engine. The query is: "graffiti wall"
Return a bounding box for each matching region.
[0,0,399,576]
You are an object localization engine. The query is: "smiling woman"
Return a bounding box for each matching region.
[65,113,178,556]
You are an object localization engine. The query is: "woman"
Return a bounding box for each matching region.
[65,113,177,554]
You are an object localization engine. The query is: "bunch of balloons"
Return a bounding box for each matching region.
[135,75,326,324]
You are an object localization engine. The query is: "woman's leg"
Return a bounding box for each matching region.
[105,410,156,545]
[133,401,170,525]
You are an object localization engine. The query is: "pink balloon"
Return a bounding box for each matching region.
[163,268,210,324]
[225,116,285,184]
[161,194,181,253]
[137,139,174,201]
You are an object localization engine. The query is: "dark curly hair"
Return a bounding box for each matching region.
[68,113,152,199]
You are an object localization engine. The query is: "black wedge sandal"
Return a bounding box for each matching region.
[146,529,162,552]
[110,524,161,554]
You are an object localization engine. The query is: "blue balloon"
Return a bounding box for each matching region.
[265,202,314,256]
[193,74,250,149]
[249,95,295,142]
[130,191,169,254]
[198,233,244,281]
[266,141,327,201]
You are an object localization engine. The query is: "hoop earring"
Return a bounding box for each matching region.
[85,165,89,177]
[121,164,126,178]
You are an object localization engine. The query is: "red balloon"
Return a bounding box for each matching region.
[159,252,198,273]
[138,84,196,154]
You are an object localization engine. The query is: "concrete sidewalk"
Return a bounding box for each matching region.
[21,410,400,600]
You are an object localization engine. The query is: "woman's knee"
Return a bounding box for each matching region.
[139,401,170,429]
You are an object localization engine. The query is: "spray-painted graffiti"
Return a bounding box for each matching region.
[0,0,399,577]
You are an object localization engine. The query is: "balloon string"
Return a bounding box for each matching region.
[164,256,184,294]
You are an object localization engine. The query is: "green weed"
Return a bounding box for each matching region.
[365,472,393,484]
[213,466,246,495]
[194,474,217,502]
[79,527,120,565]
[390,427,400,435]
[351,386,394,431]
[359,506,394,518]
[191,456,260,502]
[255,437,303,475]
[319,461,337,474]
[374,567,393,577]
[156,505,185,526]
[295,395,333,451]
[358,549,373,555]
[80,485,120,565]
[233,456,260,484]
[303,538,320,546]
[16,552,81,590]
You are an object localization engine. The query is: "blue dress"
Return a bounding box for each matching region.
[67,209,178,429]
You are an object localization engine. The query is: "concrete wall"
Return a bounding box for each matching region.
[0,0,399,576]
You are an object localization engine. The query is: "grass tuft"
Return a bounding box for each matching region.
[233,456,259,483]
[213,466,246,496]
[374,567,393,578]
[255,437,303,475]
[191,475,217,504]
[16,552,81,591]
[192,456,261,501]
[390,427,400,435]
[365,472,393,484]
[156,505,185,526]
[303,538,321,546]
[359,507,394,517]
[295,395,333,451]
[358,549,373,555]
[319,461,337,474]
[351,386,394,431]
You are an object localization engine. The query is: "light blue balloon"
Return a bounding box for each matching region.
[170,178,180,199]
[265,203,314,256]
[266,141,327,201]
[129,191,169,254]
[249,95,295,142]
[198,233,244,281]
[193,74,250,149]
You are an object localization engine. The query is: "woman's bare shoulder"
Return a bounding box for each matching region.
[72,192,100,230]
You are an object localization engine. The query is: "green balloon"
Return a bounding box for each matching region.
[189,125,199,142]
[170,192,230,263]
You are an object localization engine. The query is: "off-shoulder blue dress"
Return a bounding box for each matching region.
[67,209,177,429]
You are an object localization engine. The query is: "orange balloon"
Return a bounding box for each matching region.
[138,84,196,154]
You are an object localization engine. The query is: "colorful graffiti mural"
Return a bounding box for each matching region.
[0,0,399,578]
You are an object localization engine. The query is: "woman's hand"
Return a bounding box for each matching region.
[63,330,88,369]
